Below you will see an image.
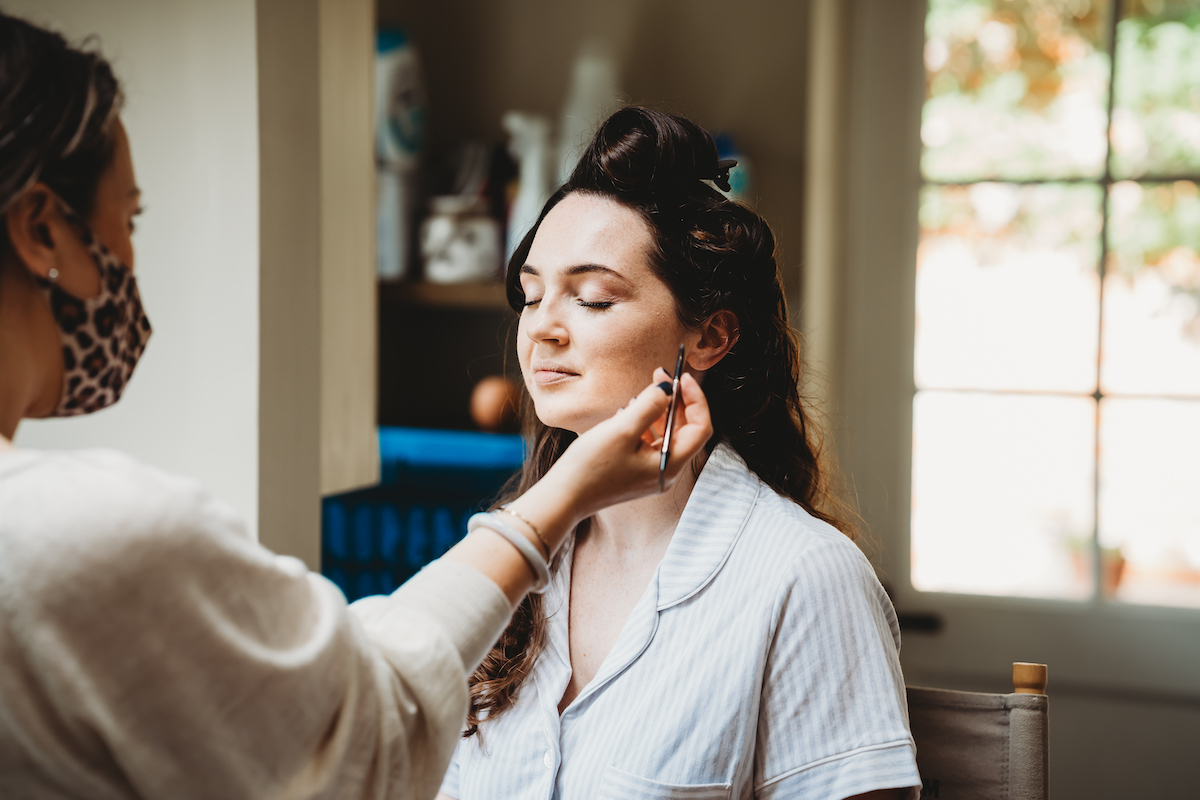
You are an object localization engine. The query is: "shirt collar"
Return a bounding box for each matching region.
[536,443,762,716]
[655,441,762,610]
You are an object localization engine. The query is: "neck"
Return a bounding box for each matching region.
[587,447,711,553]
[0,254,59,440]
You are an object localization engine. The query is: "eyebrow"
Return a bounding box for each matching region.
[520,263,631,283]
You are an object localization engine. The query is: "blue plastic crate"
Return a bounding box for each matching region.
[321,427,525,602]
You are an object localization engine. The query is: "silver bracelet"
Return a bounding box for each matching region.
[498,504,551,561]
[467,512,551,593]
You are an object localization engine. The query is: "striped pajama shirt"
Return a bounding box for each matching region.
[442,443,921,800]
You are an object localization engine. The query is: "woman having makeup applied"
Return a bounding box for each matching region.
[0,16,713,799]
[437,107,920,800]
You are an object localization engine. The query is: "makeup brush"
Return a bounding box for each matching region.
[658,344,685,493]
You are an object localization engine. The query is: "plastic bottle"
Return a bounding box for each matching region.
[503,111,552,263]
[556,40,621,186]
[376,29,426,280]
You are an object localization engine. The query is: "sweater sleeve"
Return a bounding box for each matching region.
[352,558,511,676]
[1,459,510,800]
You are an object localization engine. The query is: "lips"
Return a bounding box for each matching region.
[532,364,580,386]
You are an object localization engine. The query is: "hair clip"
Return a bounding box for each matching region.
[712,159,738,193]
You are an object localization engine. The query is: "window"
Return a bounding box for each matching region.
[913,0,1200,607]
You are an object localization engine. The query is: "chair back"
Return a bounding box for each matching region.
[907,662,1048,800]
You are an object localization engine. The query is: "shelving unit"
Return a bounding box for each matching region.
[378,281,518,431]
[322,426,525,601]
[380,280,510,310]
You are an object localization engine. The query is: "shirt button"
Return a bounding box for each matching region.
[543,750,553,768]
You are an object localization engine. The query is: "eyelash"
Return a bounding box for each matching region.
[521,298,614,310]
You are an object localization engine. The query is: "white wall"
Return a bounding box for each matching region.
[10,0,261,535]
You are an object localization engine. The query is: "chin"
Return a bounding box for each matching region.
[532,399,608,435]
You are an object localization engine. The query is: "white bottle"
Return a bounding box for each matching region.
[376,30,425,281]
[557,40,620,186]
[503,112,552,264]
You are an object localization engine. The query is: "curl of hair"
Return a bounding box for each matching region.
[467,106,855,737]
[0,12,123,254]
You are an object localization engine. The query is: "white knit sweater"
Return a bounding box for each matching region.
[0,447,510,800]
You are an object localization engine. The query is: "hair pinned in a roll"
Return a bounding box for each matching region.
[567,106,727,196]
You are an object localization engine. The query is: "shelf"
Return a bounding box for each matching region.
[378,427,525,472]
[380,280,511,310]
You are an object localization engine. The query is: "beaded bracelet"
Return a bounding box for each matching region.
[467,512,551,593]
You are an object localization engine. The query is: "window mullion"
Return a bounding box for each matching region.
[1093,0,1124,603]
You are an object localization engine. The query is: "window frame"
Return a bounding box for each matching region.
[827,0,1200,700]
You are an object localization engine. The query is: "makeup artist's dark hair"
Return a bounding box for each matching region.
[0,12,123,257]
[465,105,857,737]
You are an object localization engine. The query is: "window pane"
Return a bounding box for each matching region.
[1099,397,1200,608]
[916,183,1102,392]
[911,390,1095,599]
[1103,180,1200,395]
[922,0,1112,181]
[1111,1,1200,178]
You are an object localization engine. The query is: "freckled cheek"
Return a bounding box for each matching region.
[577,315,669,393]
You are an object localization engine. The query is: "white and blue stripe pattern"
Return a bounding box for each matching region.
[442,444,920,800]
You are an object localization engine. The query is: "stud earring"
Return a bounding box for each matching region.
[47,268,60,282]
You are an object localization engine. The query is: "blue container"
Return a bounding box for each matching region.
[321,427,524,602]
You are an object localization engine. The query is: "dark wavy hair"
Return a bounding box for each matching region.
[464,106,856,737]
[0,12,122,254]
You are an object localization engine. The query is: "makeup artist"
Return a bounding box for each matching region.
[0,14,712,799]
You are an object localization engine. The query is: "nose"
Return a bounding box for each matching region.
[523,296,569,346]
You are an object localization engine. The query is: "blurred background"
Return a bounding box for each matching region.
[371,0,806,431]
[9,0,1200,796]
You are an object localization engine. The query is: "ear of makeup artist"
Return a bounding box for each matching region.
[0,14,712,799]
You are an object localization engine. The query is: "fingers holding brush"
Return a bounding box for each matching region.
[451,368,711,605]
[641,366,675,446]
[661,372,711,476]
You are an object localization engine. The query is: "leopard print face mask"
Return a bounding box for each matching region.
[33,204,152,416]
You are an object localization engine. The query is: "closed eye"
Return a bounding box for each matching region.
[521,297,613,309]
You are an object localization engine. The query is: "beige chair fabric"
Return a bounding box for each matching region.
[907,686,1049,800]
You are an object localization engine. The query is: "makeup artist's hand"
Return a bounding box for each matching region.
[546,368,711,521]
[445,370,711,604]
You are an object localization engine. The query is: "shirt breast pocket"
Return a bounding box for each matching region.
[596,765,731,800]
